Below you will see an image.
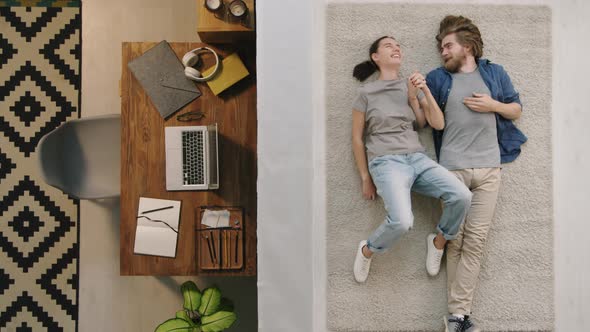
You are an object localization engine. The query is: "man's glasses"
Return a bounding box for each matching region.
[177,111,205,122]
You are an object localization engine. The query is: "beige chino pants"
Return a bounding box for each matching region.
[447,167,502,315]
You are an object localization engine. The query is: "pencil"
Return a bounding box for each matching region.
[235,232,239,264]
[211,233,217,263]
[205,234,214,264]
[141,205,174,214]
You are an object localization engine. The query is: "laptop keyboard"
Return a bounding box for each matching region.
[182,131,205,185]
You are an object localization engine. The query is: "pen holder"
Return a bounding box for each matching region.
[196,206,244,271]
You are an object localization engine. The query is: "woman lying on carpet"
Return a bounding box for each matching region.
[351,36,471,283]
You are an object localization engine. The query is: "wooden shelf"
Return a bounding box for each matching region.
[197,0,255,43]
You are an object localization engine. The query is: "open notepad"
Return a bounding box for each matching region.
[133,197,181,258]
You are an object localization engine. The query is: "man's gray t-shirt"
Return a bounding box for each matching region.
[439,68,500,170]
[353,79,425,161]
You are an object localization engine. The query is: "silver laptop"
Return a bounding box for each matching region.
[165,124,219,191]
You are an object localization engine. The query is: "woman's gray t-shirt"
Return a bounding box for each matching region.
[353,79,425,161]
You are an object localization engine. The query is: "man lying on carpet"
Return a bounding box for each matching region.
[350,36,472,284]
[426,15,526,332]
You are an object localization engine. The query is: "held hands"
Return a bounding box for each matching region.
[408,71,428,98]
[463,93,499,113]
[362,177,376,200]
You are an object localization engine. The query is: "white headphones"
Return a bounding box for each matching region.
[182,47,220,82]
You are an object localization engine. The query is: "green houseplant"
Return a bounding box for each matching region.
[155,281,237,332]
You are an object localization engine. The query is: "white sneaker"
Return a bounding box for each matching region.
[353,240,372,283]
[426,233,444,276]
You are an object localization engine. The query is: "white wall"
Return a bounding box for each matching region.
[257,0,590,331]
[552,0,590,330]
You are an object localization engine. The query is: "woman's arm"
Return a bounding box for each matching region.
[409,72,444,130]
[408,95,426,128]
[408,77,426,128]
[352,109,376,200]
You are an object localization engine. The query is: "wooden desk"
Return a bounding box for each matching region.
[120,42,257,276]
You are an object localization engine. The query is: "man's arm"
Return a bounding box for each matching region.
[463,64,522,120]
[463,93,522,120]
[497,64,522,120]
[492,100,521,120]
[419,87,445,130]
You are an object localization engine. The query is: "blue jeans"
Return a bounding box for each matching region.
[366,153,471,253]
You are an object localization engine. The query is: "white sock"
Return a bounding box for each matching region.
[452,314,464,319]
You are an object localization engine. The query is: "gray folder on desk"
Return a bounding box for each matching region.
[127,41,201,118]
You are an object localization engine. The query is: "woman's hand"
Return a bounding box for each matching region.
[409,72,427,91]
[362,177,376,200]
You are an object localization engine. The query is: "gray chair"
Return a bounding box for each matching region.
[37,114,121,199]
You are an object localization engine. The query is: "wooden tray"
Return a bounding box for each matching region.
[197,206,244,271]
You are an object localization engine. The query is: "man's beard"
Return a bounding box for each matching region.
[443,55,462,73]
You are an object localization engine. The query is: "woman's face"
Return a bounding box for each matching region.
[371,38,402,68]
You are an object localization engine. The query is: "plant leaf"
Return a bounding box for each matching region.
[200,311,237,332]
[154,318,194,332]
[198,287,221,316]
[181,281,202,311]
[176,310,195,326]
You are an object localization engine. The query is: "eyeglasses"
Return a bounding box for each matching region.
[177,111,205,122]
[204,0,250,23]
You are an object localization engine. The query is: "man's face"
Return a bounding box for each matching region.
[440,33,468,73]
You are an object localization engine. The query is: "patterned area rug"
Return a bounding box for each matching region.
[0,1,80,331]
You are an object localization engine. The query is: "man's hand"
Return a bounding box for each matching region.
[463,92,499,113]
[362,177,376,200]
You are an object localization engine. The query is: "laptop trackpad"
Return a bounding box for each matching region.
[165,148,182,190]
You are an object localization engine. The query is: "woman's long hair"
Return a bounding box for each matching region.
[352,36,395,82]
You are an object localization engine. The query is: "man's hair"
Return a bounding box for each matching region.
[436,15,484,60]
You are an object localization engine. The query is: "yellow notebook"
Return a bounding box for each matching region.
[202,53,249,95]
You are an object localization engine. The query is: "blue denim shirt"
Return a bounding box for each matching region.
[426,59,527,164]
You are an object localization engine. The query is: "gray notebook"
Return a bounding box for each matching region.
[127,41,201,118]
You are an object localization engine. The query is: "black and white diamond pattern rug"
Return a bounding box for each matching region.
[0,2,80,331]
